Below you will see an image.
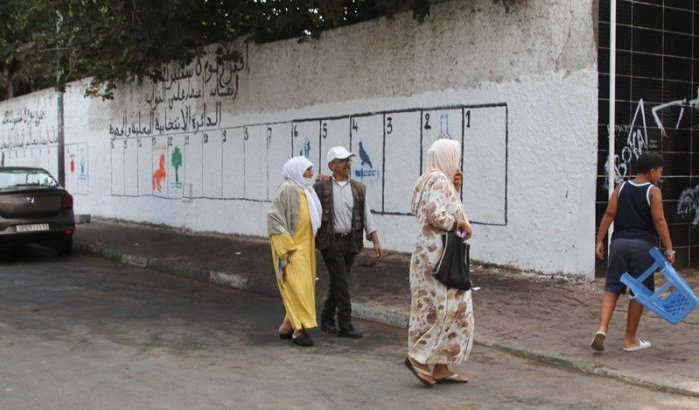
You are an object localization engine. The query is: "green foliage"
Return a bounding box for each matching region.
[0,0,517,100]
[0,0,59,98]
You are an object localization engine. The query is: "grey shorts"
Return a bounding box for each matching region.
[605,237,656,294]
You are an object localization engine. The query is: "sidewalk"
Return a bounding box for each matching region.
[74,218,699,397]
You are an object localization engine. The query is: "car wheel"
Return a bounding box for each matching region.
[55,237,73,256]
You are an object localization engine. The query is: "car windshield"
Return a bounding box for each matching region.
[0,169,59,191]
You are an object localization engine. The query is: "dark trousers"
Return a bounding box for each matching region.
[320,236,356,329]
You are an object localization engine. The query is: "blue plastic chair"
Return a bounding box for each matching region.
[620,247,699,325]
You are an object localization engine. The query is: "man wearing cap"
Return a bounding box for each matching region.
[314,146,384,338]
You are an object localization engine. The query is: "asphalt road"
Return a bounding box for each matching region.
[0,247,696,410]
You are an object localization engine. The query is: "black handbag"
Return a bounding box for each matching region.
[433,231,471,291]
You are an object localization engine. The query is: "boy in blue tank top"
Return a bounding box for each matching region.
[592,152,675,352]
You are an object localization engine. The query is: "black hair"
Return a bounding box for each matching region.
[636,152,665,173]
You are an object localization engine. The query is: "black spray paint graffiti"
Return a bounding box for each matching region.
[605,99,657,186]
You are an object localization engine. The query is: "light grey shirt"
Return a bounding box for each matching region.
[332,177,377,239]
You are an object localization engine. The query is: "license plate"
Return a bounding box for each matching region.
[16,223,50,232]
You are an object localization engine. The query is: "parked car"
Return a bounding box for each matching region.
[0,167,75,254]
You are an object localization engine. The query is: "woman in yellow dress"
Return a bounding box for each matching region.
[267,156,322,346]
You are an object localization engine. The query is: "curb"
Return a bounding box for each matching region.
[352,303,409,329]
[74,243,699,399]
[474,335,699,399]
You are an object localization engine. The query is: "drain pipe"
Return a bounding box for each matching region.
[608,0,617,237]
[57,90,65,186]
[55,10,65,187]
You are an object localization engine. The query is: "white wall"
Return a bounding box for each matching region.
[0,0,599,277]
[0,89,59,174]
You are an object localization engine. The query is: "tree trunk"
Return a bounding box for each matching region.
[0,65,13,100]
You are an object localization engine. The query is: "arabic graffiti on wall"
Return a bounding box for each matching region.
[109,102,223,138]
[0,106,56,149]
[2,107,46,127]
[108,51,243,139]
[0,101,59,174]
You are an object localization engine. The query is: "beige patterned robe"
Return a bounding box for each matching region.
[408,170,474,365]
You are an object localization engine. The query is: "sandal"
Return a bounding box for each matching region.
[623,339,651,352]
[590,331,606,352]
[278,330,293,340]
[435,373,470,384]
[404,357,435,386]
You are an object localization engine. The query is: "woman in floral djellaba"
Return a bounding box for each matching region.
[404,138,474,386]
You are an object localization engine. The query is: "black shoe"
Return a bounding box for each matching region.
[279,330,293,340]
[337,325,363,339]
[292,332,315,347]
[320,321,338,334]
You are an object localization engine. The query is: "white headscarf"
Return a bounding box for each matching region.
[411,138,470,228]
[282,156,322,234]
[411,138,461,215]
[426,138,461,182]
